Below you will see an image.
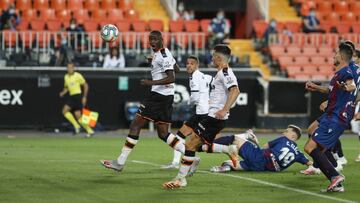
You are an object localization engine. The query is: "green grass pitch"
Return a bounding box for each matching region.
[0,133,359,203]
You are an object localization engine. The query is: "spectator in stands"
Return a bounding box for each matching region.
[55,37,75,66]
[263,19,278,45]
[176,2,193,20]
[208,10,230,46]
[66,18,84,49]
[0,5,20,30]
[302,8,325,33]
[103,47,125,69]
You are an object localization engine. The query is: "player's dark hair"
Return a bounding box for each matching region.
[149,30,163,39]
[344,40,355,52]
[339,42,354,61]
[288,125,302,140]
[214,44,231,57]
[187,55,199,64]
[356,49,360,59]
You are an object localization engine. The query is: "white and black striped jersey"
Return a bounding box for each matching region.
[208,67,238,120]
[189,69,213,115]
[150,48,176,96]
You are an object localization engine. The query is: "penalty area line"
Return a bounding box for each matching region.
[131,160,357,203]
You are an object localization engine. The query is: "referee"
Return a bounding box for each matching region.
[59,62,94,137]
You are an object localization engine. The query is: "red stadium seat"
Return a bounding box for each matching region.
[318,65,334,74]
[30,20,46,31]
[16,0,31,10]
[0,0,15,10]
[92,9,106,20]
[352,23,360,34]
[253,20,268,38]
[285,22,301,33]
[318,47,334,57]
[286,66,302,77]
[169,20,184,32]
[294,56,310,66]
[175,33,189,48]
[68,0,83,11]
[311,56,326,65]
[123,9,139,20]
[312,74,328,81]
[16,20,29,30]
[302,47,317,57]
[302,65,318,74]
[318,1,332,13]
[56,10,71,23]
[191,33,206,49]
[39,9,56,20]
[101,0,116,10]
[308,33,324,46]
[3,30,18,47]
[319,22,333,33]
[294,74,311,80]
[51,0,66,10]
[286,46,301,57]
[200,19,211,32]
[184,20,200,32]
[334,1,348,14]
[121,32,137,49]
[83,21,99,31]
[336,24,352,34]
[278,56,294,70]
[132,20,147,32]
[84,0,99,10]
[33,0,49,10]
[115,20,131,32]
[148,19,164,31]
[20,31,34,48]
[342,12,355,23]
[349,1,360,13]
[20,9,35,20]
[119,0,134,10]
[324,33,339,48]
[326,56,334,65]
[324,12,340,23]
[46,20,62,31]
[269,45,285,60]
[73,9,89,24]
[107,9,123,21]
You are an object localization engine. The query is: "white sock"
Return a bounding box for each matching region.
[166,133,185,153]
[201,145,209,152]
[212,143,229,153]
[178,156,195,178]
[117,136,138,165]
[234,133,249,141]
[172,150,182,165]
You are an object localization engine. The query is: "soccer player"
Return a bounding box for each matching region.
[163,44,240,189]
[59,62,94,138]
[161,55,213,169]
[209,125,312,173]
[100,30,185,172]
[303,42,357,192]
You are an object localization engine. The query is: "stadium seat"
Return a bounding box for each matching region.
[326,56,334,65]
[84,0,99,10]
[20,9,35,20]
[286,46,301,57]
[318,65,334,74]
[115,20,131,32]
[318,47,333,57]
[16,0,31,10]
[349,1,360,13]
[107,9,123,21]
[317,1,332,13]
[39,9,56,20]
[302,65,318,74]
[73,9,90,24]
[20,31,34,48]
[324,12,340,23]
[184,20,200,32]
[294,56,309,66]
[118,0,134,10]
[0,0,14,10]
[352,24,360,34]
[302,47,317,57]
[342,33,358,43]
[139,32,149,48]
[319,22,333,33]
[148,19,164,31]
[16,20,29,30]
[30,20,46,31]
[175,33,189,48]
[46,20,62,31]
[3,30,18,47]
[35,32,51,48]
[33,0,49,10]
[68,0,83,10]
[92,9,107,20]
[336,24,352,34]
[253,20,268,38]
[278,56,294,70]
[334,1,348,14]
[55,10,71,23]
[51,0,66,10]
[269,45,285,60]
[311,56,326,65]
[123,9,139,20]
[286,66,302,77]
[121,33,137,49]
[342,12,355,23]
[169,20,184,32]
[191,33,206,49]
[312,74,328,81]
[285,22,301,33]
[308,33,324,46]
[324,33,339,48]
[101,0,116,10]
[200,19,211,32]
[83,21,100,31]
[132,20,147,32]
[294,74,311,80]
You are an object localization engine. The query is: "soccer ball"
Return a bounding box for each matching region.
[100,24,119,42]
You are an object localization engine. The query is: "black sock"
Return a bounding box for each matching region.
[213,135,235,145]
[325,150,338,167]
[336,140,344,158]
[313,161,319,168]
[310,148,339,180]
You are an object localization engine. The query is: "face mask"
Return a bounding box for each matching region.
[310,12,316,17]
[178,5,184,12]
[270,22,276,27]
[70,24,76,29]
[9,9,15,14]
[61,39,67,45]
[217,14,224,20]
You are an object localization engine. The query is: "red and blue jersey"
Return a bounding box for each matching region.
[325,66,356,126]
[348,61,360,113]
[264,136,309,171]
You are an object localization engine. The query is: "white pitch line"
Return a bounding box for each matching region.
[131,160,357,203]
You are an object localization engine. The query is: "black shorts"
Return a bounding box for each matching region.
[65,94,83,111]
[137,91,174,123]
[184,114,208,130]
[187,115,226,144]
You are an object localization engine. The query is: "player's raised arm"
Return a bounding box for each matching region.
[305,81,329,94]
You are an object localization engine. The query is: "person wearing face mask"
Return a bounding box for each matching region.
[303,8,325,33]
[263,19,278,45]
[176,2,192,20]
[208,10,230,47]
[66,18,84,49]
[0,5,20,30]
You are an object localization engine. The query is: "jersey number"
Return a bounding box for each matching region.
[278,148,295,167]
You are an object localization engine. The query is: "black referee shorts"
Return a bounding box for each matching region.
[137,91,174,124]
[65,94,83,111]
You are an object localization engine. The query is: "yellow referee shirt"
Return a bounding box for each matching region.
[64,72,86,96]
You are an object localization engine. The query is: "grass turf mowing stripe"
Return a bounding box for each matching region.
[131,160,357,203]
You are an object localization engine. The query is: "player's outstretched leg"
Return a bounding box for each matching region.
[161,130,187,169]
